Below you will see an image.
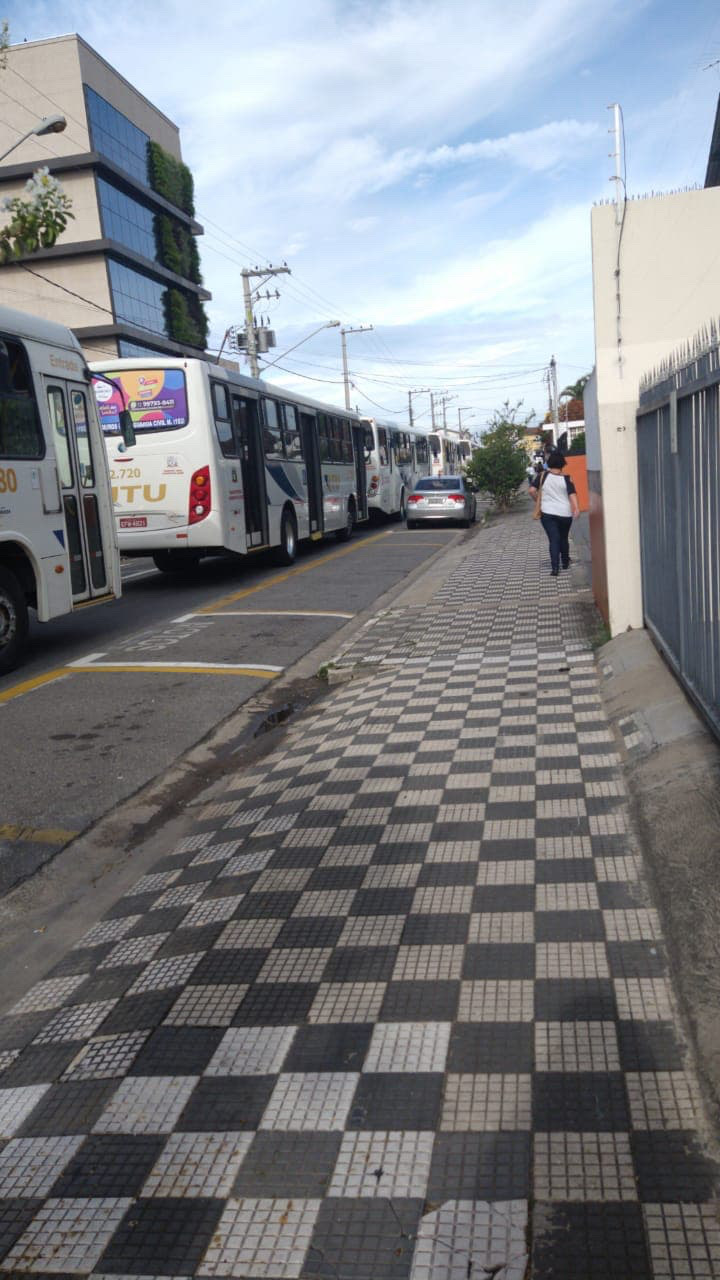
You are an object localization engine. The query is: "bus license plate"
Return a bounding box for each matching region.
[119,517,147,528]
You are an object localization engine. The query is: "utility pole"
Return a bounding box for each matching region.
[408,388,432,428]
[439,393,458,431]
[608,102,624,227]
[549,356,559,446]
[240,265,290,377]
[340,325,373,410]
[429,393,437,430]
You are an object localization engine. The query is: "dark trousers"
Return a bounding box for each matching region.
[540,514,573,571]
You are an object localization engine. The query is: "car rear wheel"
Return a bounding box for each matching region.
[0,566,28,676]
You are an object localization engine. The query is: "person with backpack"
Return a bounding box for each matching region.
[529,449,580,576]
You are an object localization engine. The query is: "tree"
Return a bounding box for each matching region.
[464,400,534,510]
[560,373,591,401]
[0,169,73,263]
[0,26,73,264]
[569,431,586,454]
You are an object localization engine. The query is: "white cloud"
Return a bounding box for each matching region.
[4,0,710,420]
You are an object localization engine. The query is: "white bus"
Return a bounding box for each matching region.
[361,419,432,520]
[428,430,472,477]
[89,358,369,572]
[0,305,122,675]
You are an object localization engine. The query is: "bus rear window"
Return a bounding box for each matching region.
[92,368,188,434]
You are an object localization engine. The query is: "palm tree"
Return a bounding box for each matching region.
[560,373,591,401]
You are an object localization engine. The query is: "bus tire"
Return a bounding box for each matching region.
[407,519,416,530]
[274,508,297,566]
[0,566,28,676]
[152,550,201,574]
[336,500,355,542]
[395,489,406,522]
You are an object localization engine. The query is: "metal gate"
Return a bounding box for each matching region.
[637,332,720,738]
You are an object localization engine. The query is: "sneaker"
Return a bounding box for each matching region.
[561,561,570,570]
[551,569,559,576]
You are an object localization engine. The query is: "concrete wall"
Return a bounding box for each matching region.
[0,255,112,333]
[0,37,89,165]
[0,35,181,165]
[590,187,720,635]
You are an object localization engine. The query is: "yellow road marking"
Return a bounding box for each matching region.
[0,529,395,704]
[0,669,70,705]
[198,530,393,615]
[0,823,78,846]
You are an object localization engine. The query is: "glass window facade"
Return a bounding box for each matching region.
[108,258,168,339]
[118,338,170,358]
[85,85,149,185]
[97,177,157,261]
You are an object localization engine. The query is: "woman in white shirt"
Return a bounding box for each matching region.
[529,450,580,576]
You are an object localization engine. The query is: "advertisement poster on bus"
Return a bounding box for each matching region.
[93,369,188,433]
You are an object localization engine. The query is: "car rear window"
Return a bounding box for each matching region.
[415,477,462,490]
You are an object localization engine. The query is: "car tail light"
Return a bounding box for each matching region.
[189,465,211,524]
[448,493,465,502]
[368,473,380,493]
[407,494,422,504]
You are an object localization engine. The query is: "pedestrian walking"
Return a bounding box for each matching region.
[529,449,580,576]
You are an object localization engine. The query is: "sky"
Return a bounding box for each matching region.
[6,0,720,432]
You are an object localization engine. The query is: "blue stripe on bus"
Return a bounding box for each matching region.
[266,463,303,502]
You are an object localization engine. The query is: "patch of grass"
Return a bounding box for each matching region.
[590,622,612,650]
[317,662,335,682]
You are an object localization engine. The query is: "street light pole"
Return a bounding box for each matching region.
[340,325,373,410]
[260,320,340,373]
[0,115,67,166]
[457,406,474,433]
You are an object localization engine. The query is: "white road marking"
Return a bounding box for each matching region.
[172,609,354,623]
[121,568,162,582]
[68,655,283,673]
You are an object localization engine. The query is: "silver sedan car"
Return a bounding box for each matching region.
[406,476,477,527]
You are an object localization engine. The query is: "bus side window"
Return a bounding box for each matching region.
[329,417,342,463]
[282,403,303,460]
[261,399,284,457]
[377,427,388,467]
[211,382,236,457]
[0,337,44,460]
[340,419,352,464]
[317,414,331,462]
[47,387,73,488]
[71,391,95,487]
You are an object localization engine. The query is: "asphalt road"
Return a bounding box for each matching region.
[1,520,464,894]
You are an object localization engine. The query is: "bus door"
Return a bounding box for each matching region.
[300,412,323,536]
[351,424,368,522]
[45,380,109,601]
[231,393,268,548]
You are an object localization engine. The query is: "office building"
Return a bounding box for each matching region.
[0,33,210,360]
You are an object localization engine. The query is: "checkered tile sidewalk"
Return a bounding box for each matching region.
[0,512,718,1278]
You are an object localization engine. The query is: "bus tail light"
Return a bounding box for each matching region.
[368,473,380,493]
[189,466,211,524]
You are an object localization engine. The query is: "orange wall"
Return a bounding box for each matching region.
[565,455,589,512]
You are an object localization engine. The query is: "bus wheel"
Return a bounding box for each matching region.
[0,566,28,676]
[152,550,201,574]
[336,500,355,542]
[274,508,298,566]
[397,489,406,521]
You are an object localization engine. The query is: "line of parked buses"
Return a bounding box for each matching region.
[0,304,473,675]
